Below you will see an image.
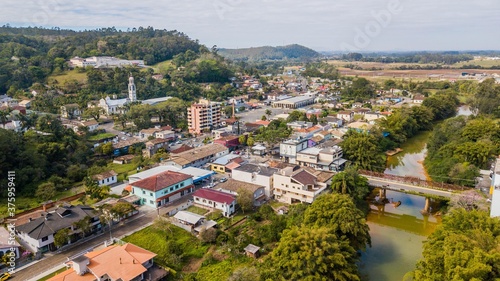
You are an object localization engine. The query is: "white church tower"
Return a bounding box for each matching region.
[128,75,137,102]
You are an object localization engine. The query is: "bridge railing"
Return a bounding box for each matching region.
[359,170,470,191]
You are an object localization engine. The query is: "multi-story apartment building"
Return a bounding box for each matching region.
[188,99,222,134]
[280,137,308,164]
[273,167,334,204]
[296,146,346,171]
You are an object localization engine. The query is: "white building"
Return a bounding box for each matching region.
[94,75,137,115]
[192,189,236,217]
[70,56,145,68]
[490,157,500,217]
[296,146,346,171]
[280,138,308,164]
[232,163,278,198]
[91,170,118,186]
[273,167,333,204]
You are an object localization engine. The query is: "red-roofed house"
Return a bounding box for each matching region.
[192,189,236,217]
[214,134,240,151]
[131,171,194,208]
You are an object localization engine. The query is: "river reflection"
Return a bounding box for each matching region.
[360,189,443,281]
[385,131,431,180]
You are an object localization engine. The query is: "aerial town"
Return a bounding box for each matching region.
[1,14,500,281]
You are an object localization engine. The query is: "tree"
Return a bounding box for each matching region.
[263,226,360,281]
[199,227,217,243]
[109,202,136,219]
[73,216,92,238]
[53,228,71,248]
[237,188,254,214]
[412,209,500,280]
[35,182,56,202]
[331,167,370,203]
[265,109,272,118]
[340,130,386,172]
[238,134,247,146]
[303,193,371,251]
[84,176,110,199]
[246,136,255,147]
[261,115,267,121]
[84,107,103,122]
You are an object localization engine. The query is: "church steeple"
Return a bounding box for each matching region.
[128,75,136,102]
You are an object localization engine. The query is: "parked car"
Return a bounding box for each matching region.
[0,272,11,281]
[219,177,228,183]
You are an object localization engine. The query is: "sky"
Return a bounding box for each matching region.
[3,0,500,52]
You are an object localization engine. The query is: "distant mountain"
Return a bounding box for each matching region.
[218,44,320,61]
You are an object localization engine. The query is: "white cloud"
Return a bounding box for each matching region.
[1,0,499,51]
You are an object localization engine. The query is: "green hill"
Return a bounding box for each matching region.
[218,44,319,61]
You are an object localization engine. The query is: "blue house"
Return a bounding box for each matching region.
[131,170,194,208]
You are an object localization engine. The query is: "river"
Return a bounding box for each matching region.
[361,106,473,280]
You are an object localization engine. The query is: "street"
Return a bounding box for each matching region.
[11,198,191,281]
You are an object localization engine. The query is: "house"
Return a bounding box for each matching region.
[0,227,20,259]
[62,120,99,133]
[139,128,160,139]
[91,170,118,186]
[232,163,278,198]
[244,244,261,258]
[15,205,101,254]
[324,116,343,128]
[47,243,165,281]
[216,179,266,206]
[296,146,346,171]
[413,94,425,104]
[82,120,99,132]
[60,104,82,119]
[273,167,333,204]
[131,170,194,208]
[154,128,176,140]
[280,138,308,164]
[18,100,32,108]
[213,134,240,151]
[364,112,381,123]
[172,211,217,234]
[128,164,214,186]
[166,143,229,169]
[142,138,169,158]
[112,155,135,165]
[337,111,354,122]
[192,189,236,217]
[170,144,194,154]
[210,153,245,174]
[112,139,143,156]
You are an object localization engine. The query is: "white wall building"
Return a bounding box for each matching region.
[192,189,236,217]
[280,138,308,164]
[232,163,278,198]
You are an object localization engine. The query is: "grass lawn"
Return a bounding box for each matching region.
[195,257,254,281]
[0,185,84,219]
[48,69,88,86]
[151,60,173,74]
[88,133,116,141]
[186,206,209,215]
[37,267,68,281]
[122,224,209,273]
[107,162,138,175]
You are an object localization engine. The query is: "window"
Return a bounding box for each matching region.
[196,197,200,201]
[169,187,173,192]
[142,190,145,194]
[150,200,153,204]
[41,236,48,242]
[180,182,184,187]
[150,192,153,196]
[208,201,212,204]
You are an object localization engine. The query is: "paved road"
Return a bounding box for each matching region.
[12,207,159,280]
[366,176,453,198]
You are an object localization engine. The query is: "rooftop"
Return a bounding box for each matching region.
[233,163,278,177]
[193,189,235,204]
[170,143,228,166]
[217,178,264,193]
[174,210,205,225]
[91,170,117,181]
[132,170,192,192]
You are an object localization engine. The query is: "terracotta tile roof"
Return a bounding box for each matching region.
[193,189,235,204]
[170,144,194,154]
[254,120,270,126]
[92,170,117,181]
[147,138,169,145]
[291,170,316,186]
[49,243,157,281]
[132,170,192,192]
[170,144,228,166]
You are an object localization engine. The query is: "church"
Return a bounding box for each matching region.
[96,75,137,114]
[90,75,172,115]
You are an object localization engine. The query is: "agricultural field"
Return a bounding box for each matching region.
[47,69,88,86]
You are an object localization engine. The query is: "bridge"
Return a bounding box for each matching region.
[359,170,471,199]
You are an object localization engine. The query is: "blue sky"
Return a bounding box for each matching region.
[3,0,500,51]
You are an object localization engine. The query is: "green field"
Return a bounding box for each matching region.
[151,60,173,74]
[186,205,209,215]
[88,133,116,141]
[48,69,88,86]
[452,58,500,68]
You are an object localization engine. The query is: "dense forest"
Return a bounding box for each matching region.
[0,25,202,93]
[341,51,475,64]
[218,44,319,61]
